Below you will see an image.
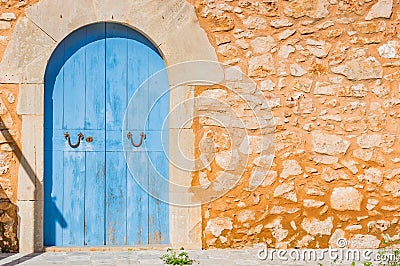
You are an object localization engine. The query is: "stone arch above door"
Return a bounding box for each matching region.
[0,0,220,252]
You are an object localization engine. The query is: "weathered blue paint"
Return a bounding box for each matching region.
[44,22,169,246]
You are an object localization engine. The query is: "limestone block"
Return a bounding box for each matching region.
[248,54,275,78]
[270,19,293,28]
[312,131,350,155]
[250,36,276,54]
[205,217,232,237]
[280,160,302,179]
[243,16,267,30]
[18,116,44,201]
[237,210,255,223]
[0,17,55,83]
[378,41,400,59]
[331,56,383,80]
[0,13,16,21]
[284,0,329,19]
[17,84,44,115]
[349,234,380,249]
[26,0,96,41]
[365,0,393,20]
[170,86,194,129]
[274,182,297,202]
[303,199,325,208]
[301,217,333,236]
[166,61,223,87]
[169,128,194,175]
[212,172,240,192]
[330,187,363,211]
[170,205,201,249]
[18,200,43,252]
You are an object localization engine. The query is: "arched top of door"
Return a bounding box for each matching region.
[44,22,163,91]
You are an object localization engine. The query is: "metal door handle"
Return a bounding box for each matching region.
[64,132,84,148]
[127,132,146,147]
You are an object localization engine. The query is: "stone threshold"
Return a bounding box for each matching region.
[44,244,171,252]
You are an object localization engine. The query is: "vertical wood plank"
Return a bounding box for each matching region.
[148,151,169,244]
[85,23,106,130]
[84,23,106,246]
[147,51,169,132]
[105,152,127,245]
[126,31,149,131]
[105,23,127,132]
[44,41,64,130]
[126,152,149,245]
[85,151,105,246]
[63,151,85,246]
[105,23,128,245]
[43,150,64,246]
[63,28,86,130]
[44,40,65,246]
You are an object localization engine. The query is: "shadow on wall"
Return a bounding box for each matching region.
[0,116,20,253]
[0,116,44,252]
[0,183,18,253]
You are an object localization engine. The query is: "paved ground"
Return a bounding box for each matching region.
[0,249,384,265]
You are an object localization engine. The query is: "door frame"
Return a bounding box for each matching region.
[0,0,222,252]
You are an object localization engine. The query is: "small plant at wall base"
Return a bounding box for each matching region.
[1,246,10,253]
[161,247,195,265]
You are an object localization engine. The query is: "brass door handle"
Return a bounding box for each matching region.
[127,132,146,147]
[64,132,84,148]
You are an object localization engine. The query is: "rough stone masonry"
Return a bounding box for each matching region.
[190,0,400,249]
[1,0,400,251]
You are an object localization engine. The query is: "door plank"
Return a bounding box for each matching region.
[105,152,127,245]
[126,152,149,245]
[43,150,65,246]
[63,28,86,130]
[105,23,129,246]
[147,51,169,132]
[126,32,149,131]
[44,41,64,130]
[105,23,127,132]
[148,151,169,244]
[63,151,85,246]
[85,151,106,246]
[85,23,106,130]
[83,24,106,246]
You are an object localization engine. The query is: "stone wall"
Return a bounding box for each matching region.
[0,83,20,252]
[0,0,37,252]
[191,0,400,249]
[1,0,400,251]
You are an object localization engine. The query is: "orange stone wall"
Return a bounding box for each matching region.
[190,0,400,249]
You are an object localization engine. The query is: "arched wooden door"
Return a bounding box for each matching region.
[44,22,169,246]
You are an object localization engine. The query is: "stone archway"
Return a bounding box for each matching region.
[0,0,220,252]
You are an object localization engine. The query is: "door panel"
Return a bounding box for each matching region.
[44,22,169,247]
[85,152,106,246]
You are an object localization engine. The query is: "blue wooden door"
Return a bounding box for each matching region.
[44,23,169,246]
